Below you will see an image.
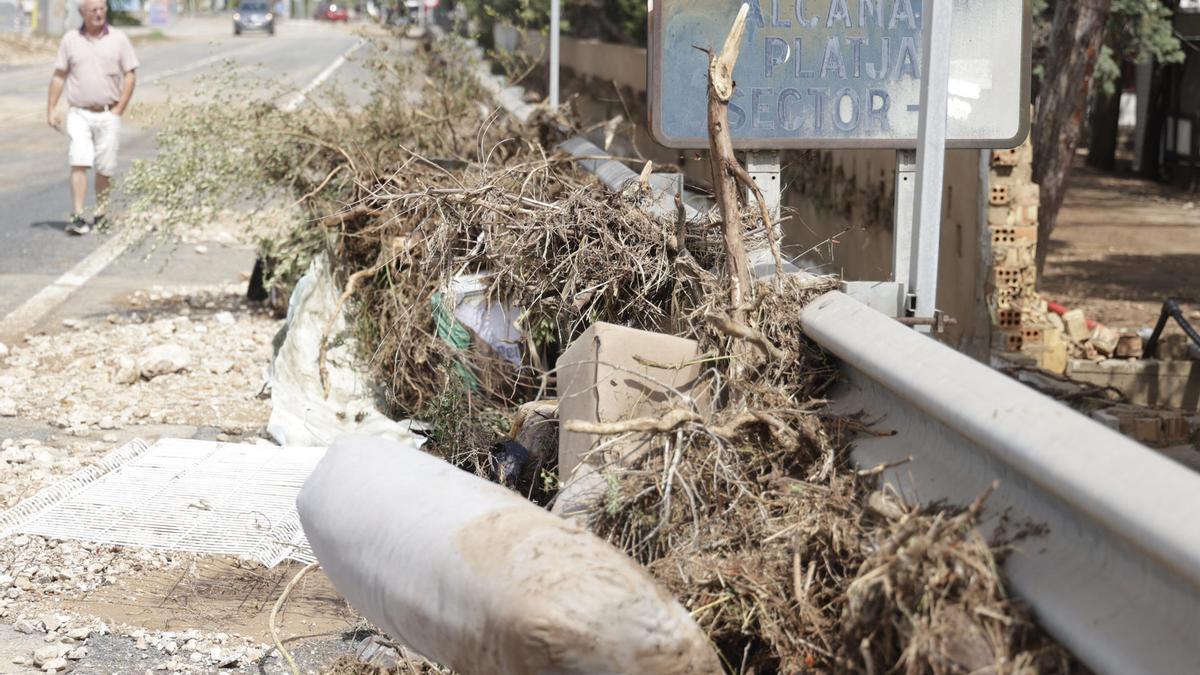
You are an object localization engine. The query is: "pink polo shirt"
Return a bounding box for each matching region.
[54,25,139,109]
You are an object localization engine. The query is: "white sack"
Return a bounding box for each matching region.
[267,256,425,447]
[296,435,721,675]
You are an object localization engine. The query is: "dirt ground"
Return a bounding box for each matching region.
[0,33,57,68]
[1041,162,1200,331]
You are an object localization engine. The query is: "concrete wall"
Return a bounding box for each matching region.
[505,28,993,357]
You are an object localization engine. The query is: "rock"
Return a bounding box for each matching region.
[40,614,61,632]
[138,344,191,379]
[12,617,41,633]
[32,645,68,667]
[0,398,16,417]
[0,341,8,358]
[98,416,117,430]
[203,358,234,374]
[66,647,87,660]
[65,627,91,640]
[12,656,29,665]
[3,447,31,463]
[212,311,235,325]
[40,657,69,672]
[15,576,33,591]
[194,245,209,254]
[162,641,178,655]
[112,355,141,385]
[101,433,119,443]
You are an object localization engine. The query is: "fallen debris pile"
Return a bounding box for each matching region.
[116,26,1075,674]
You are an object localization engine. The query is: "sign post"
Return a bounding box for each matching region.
[648,0,1031,326]
[909,0,953,332]
[549,0,560,107]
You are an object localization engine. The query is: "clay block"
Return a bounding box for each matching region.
[990,226,1018,246]
[996,308,1023,329]
[1062,309,1090,343]
[556,323,709,482]
[991,148,1019,166]
[1090,325,1120,356]
[1114,334,1143,359]
[993,267,1022,288]
[987,206,1012,227]
[1020,327,1044,344]
[994,330,1023,353]
[992,287,1016,309]
[989,184,1011,206]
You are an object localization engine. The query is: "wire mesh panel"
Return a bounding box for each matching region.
[0,438,325,568]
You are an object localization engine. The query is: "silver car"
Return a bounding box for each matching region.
[234,1,275,35]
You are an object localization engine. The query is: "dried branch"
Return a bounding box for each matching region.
[563,409,701,435]
[704,311,786,361]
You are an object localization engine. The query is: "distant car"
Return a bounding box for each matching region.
[234,1,274,35]
[315,2,348,21]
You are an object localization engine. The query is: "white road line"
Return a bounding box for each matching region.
[0,232,131,338]
[0,40,366,338]
[281,38,366,112]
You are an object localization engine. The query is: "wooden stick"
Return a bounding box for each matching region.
[563,409,700,436]
[729,161,784,281]
[674,188,687,256]
[704,311,785,361]
[705,4,752,320]
[270,561,320,675]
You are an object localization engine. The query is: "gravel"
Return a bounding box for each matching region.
[0,283,329,673]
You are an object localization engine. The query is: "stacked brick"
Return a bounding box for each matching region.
[986,140,1069,373]
[986,141,1149,372]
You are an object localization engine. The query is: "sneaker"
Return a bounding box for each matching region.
[92,214,107,231]
[66,214,91,236]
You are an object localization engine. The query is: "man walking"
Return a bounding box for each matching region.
[47,0,139,235]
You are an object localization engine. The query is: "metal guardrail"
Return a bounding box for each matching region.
[802,291,1200,675]
[453,25,1200,674]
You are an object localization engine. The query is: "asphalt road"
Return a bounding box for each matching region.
[0,16,375,325]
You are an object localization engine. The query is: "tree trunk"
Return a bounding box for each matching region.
[706,4,751,320]
[1087,84,1122,172]
[1140,62,1168,181]
[1032,0,1113,278]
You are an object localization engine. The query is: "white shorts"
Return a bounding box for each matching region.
[67,107,121,176]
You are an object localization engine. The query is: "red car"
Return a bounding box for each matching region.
[315,2,348,20]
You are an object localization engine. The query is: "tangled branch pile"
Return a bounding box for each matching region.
[120,31,1072,674]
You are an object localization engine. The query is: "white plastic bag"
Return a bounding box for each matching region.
[267,256,425,447]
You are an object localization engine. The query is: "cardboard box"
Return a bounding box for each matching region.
[556,323,710,482]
